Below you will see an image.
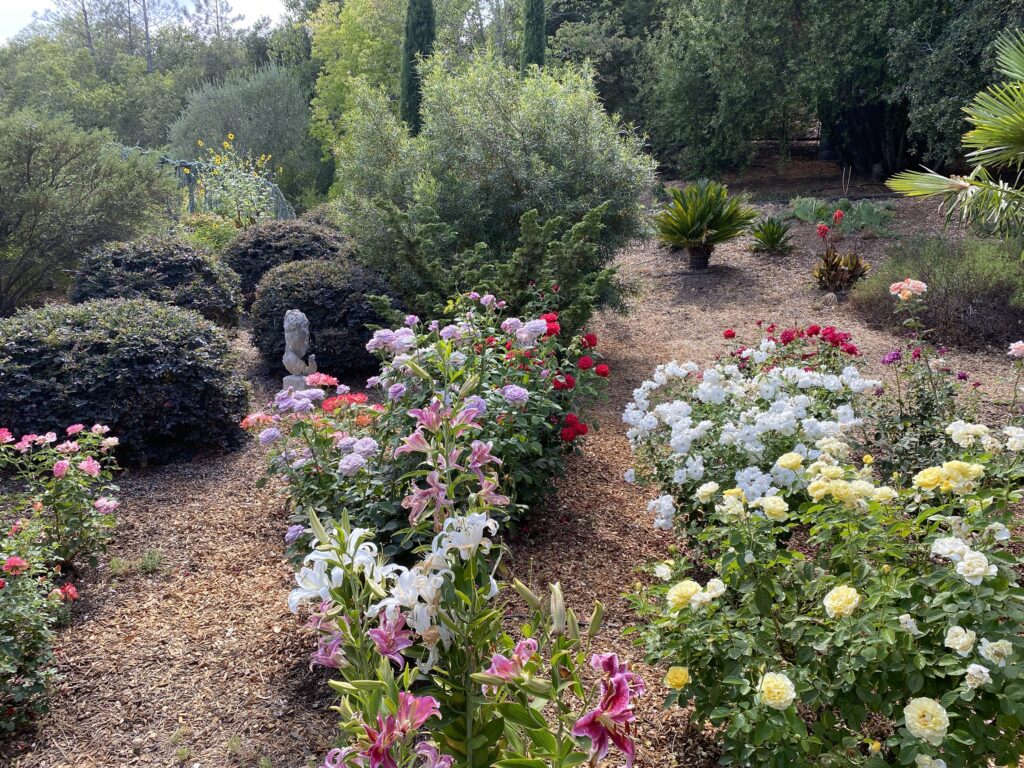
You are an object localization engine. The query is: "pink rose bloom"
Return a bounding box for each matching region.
[94,497,120,514]
[3,556,29,575]
[1009,341,1024,359]
[100,437,120,451]
[53,460,70,478]
[66,424,85,435]
[889,277,927,300]
[56,440,80,454]
[0,428,12,444]
[90,424,110,434]
[78,457,101,477]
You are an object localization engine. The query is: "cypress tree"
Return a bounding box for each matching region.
[399,0,436,133]
[520,0,545,70]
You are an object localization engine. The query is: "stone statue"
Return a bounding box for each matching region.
[282,309,317,390]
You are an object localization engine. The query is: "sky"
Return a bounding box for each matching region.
[0,0,289,42]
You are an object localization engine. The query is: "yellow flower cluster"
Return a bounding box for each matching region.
[912,461,984,494]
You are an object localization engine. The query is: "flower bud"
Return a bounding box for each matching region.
[588,601,604,638]
[549,582,566,637]
[566,607,581,641]
[513,579,543,612]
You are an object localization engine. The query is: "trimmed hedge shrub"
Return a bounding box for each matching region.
[222,219,352,303]
[0,299,249,464]
[69,236,242,326]
[251,259,397,376]
[850,236,1024,348]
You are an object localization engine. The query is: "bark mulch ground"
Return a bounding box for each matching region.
[9,197,1020,767]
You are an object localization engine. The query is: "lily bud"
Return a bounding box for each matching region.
[549,582,566,637]
[404,359,432,382]
[521,675,553,695]
[566,607,581,641]
[513,579,544,612]
[588,601,604,638]
[459,375,480,398]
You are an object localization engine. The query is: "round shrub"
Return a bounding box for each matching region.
[69,236,242,326]
[0,299,250,465]
[251,259,396,376]
[222,218,352,303]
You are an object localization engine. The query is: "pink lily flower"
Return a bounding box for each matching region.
[367,612,415,668]
[466,440,501,482]
[407,399,445,432]
[414,742,453,768]
[395,691,441,734]
[481,638,537,694]
[401,472,454,524]
[477,479,510,508]
[571,654,644,768]
[361,716,400,768]
[590,652,646,698]
[310,632,348,669]
[394,428,432,458]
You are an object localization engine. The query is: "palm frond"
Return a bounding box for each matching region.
[653,180,757,250]
[996,28,1024,82]
[888,166,1024,237]
[963,82,1024,168]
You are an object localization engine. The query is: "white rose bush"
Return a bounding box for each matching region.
[627,311,1024,767]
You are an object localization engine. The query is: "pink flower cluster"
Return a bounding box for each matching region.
[571,653,645,767]
[889,277,927,300]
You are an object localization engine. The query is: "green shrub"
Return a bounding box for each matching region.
[750,216,793,254]
[69,236,242,327]
[331,51,655,322]
[789,196,894,236]
[654,180,757,269]
[851,237,1024,347]
[0,300,249,464]
[168,64,331,203]
[251,260,398,375]
[221,218,352,303]
[178,213,241,255]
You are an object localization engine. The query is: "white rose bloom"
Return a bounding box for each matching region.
[695,481,720,503]
[979,638,1014,667]
[690,590,714,606]
[704,578,727,598]
[985,522,1011,542]
[956,550,997,585]
[743,551,755,565]
[1003,425,1024,451]
[899,614,921,636]
[964,663,991,689]
[945,420,989,447]
[903,697,949,746]
[758,672,796,710]
[944,626,976,656]
[653,562,673,581]
[930,536,970,563]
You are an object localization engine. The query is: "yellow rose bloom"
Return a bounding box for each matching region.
[667,580,701,611]
[867,740,881,755]
[862,454,874,465]
[758,672,796,710]
[665,666,691,689]
[872,486,898,503]
[823,585,861,618]
[913,466,945,491]
[903,697,949,746]
[723,487,746,502]
[753,495,789,522]
[776,452,803,471]
[821,465,844,480]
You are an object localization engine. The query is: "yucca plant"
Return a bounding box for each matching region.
[888,29,1024,239]
[654,180,758,269]
[750,216,793,255]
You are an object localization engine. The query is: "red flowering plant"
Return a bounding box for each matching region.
[812,211,871,292]
[725,321,862,375]
[246,294,609,555]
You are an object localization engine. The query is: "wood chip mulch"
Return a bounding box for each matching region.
[9,197,1022,767]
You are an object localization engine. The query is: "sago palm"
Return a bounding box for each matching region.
[654,179,758,269]
[888,29,1024,238]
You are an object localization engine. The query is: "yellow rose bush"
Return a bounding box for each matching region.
[628,323,1024,767]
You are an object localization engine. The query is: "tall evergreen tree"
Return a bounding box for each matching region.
[399,0,435,133]
[521,0,546,69]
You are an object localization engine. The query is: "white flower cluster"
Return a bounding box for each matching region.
[946,420,1024,453]
[625,358,879,530]
[930,526,1004,586]
[289,526,391,612]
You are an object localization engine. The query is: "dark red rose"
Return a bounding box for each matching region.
[594,364,610,377]
[723,329,736,339]
[578,355,595,370]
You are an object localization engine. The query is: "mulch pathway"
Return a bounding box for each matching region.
[9,198,1020,767]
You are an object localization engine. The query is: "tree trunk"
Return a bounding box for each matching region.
[686,246,711,270]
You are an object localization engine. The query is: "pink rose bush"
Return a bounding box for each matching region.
[249,295,639,767]
[625,284,1024,766]
[0,423,120,731]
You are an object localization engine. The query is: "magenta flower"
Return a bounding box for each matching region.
[395,691,441,734]
[481,638,537,694]
[52,460,70,478]
[78,457,101,477]
[321,747,359,768]
[368,612,414,668]
[466,440,501,482]
[571,654,645,768]
[477,479,510,508]
[408,400,445,432]
[414,742,453,768]
[401,471,454,524]
[394,429,432,458]
[362,716,400,768]
[310,632,348,669]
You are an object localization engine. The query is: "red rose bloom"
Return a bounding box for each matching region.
[581,333,598,348]
[560,427,577,442]
[723,329,736,339]
[574,422,589,436]
[779,328,799,345]
[805,324,821,336]
[541,312,559,322]
[578,355,595,370]
[594,364,610,377]
[553,373,576,390]
[565,413,579,426]
[545,321,561,337]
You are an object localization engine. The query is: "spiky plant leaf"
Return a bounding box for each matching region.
[653,180,757,252]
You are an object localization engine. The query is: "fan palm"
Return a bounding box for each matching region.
[654,180,758,269]
[888,30,1024,238]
